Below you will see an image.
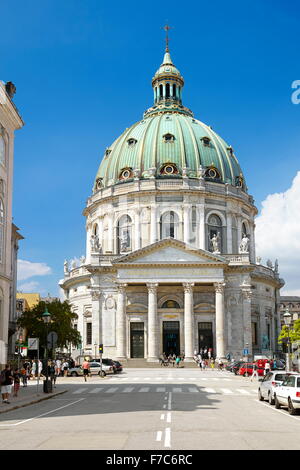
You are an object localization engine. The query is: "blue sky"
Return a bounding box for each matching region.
[2,0,300,296]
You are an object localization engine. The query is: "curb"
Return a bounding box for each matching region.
[0,390,68,415]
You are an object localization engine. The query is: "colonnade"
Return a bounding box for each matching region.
[115,282,226,361]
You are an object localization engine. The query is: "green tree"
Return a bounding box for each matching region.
[17,299,81,354]
[278,319,300,347]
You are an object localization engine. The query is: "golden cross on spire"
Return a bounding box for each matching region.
[163,23,173,52]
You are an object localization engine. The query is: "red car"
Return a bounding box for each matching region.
[238,363,265,377]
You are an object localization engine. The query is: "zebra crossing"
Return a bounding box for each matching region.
[70,385,258,396]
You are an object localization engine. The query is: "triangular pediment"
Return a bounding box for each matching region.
[113,238,228,266]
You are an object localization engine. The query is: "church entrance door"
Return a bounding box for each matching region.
[198,322,213,355]
[163,321,180,356]
[130,322,144,358]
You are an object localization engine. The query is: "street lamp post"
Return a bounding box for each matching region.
[42,306,52,393]
[283,307,292,372]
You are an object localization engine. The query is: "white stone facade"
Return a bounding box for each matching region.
[60,179,284,362]
[0,81,23,366]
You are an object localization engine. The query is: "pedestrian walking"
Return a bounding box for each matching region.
[20,365,27,387]
[82,359,90,381]
[264,361,270,376]
[49,362,57,388]
[175,356,181,368]
[250,362,259,381]
[55,358,62,377]
[201,359,206,370]
[1,364,13,404]
[13,369,21,397]
[62,361,69,377]
[210,358,215,369]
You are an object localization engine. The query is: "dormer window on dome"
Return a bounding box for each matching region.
[95,177,103,190]
[127,138,137,147]
[160,163,178,175]
[105,148,112,157]
[227,146,234,156]
[119,167,133,180]
[201,136,211,147]
[163,133,175,143]
[236,174,244,188]
[205,166,221,180]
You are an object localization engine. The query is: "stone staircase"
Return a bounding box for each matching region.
[124,358,199,368]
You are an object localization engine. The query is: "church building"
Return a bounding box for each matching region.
[60,44,284,362]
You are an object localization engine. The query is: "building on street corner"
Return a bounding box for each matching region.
[59,45,284,363]
[0,80,24,366]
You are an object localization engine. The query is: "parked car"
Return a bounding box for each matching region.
[91,358,123,373]
[68,362,114,377]
[258,371,295,404]
[230,361,245,375]
[274,374,300,415]
[238,363,264,377]
[113,360,123,373]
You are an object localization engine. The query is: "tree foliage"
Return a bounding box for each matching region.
[278,319,300,344]
[17,299,81,349]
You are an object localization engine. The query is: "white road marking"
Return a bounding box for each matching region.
[122,387,134,393]
[0,399,85,427]
[90,388,103,393]
[105,387,118,393]
[172,387,182,393]
[167,412,171,423]
[156,431,162,441]
[139,387,149,392]
[203,388,216,393]
[164,427,171,448]
[73,388,88,394]
[236,389,251,395]
[220,388,234,395]
[156,387,166,392]
[168,392,172,411]
[188,387,199,393]
[160,414,165,420]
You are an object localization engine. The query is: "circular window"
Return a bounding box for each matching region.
[208,168,217,178]
[121,169,131,179]
[165,165,174,174]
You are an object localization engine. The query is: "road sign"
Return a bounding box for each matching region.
[28,338,39,350]
[243,348,249,355]
[47,331,58,349]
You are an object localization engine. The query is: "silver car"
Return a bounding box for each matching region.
[258,371,295,405]
[68,362,113,377]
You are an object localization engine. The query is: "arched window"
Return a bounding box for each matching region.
[159,84,163,100]
[162,300,180,309]
[231,216,238,253]
[166,83,170,98]
[0,199,4,262]
[189,206,197,245]
[117,215,132,253]
[160,211,179,239]
[208,214,222,253]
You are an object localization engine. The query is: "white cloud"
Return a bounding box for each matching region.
[17,259,52,281]
[255,171,300,295]
[17,281,40,292]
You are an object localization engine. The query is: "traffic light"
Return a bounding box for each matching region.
[99,344,103,354]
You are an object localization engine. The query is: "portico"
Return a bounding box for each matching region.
[113,239,227,361]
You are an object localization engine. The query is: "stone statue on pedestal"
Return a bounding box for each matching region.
[210,232,220,254]
[239,233,250,253]
[64,260,69,275]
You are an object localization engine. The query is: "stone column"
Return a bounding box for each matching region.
[116,283,127,359]
[183,282,194,361]
[91,289,102,358]
[183,204,190,244]
[198,205,205,250]
[107,213,114,253]
[147,283,159,362]
[226,212,232,254]
[150,205,158,244]
[134,209,141,251]
[214,282,226,359]
[241,281,253,356]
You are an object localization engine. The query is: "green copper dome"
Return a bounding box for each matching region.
[94,50,246,192]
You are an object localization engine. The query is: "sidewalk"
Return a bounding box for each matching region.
[0,379,68,414]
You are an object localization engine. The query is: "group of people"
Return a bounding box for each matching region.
[159,353,184,367]
[0,357,75,405]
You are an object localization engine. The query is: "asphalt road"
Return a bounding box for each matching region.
[0,368,300,450]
